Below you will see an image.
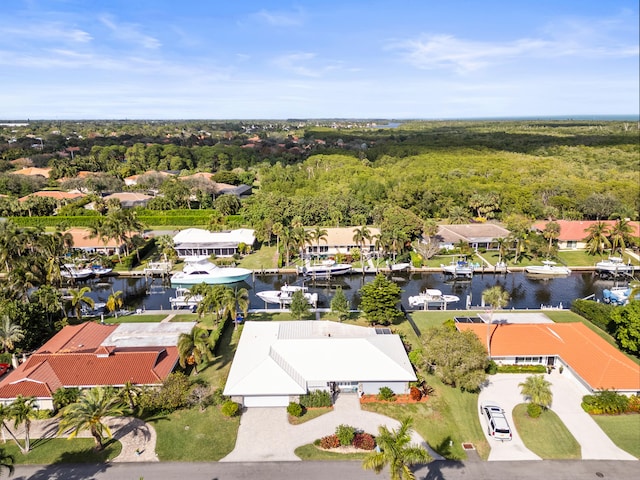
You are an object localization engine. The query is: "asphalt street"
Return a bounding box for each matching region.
[9,460,639,480]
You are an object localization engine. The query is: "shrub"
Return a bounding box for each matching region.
[527,403,543,418]
[319,434,340,449]
[407,350,423,367]
[300,390,332,408]
[335,424,355,446]
[287,402,304,417]
[485,360,498,375]
[497,364,547,374]
[353,432,376,450]
[377,387,396,402]
[627,395,640,413]
[221,400,240,417]
[409,386,422,401]
[571,299,615,333]
[138,372,193,414]
[582,390,629,415]
[207,387,229,406]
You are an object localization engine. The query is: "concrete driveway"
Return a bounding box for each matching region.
[480,373,636,461]
[221,393,442,462]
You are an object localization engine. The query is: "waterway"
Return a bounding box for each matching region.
[81,270,632,312]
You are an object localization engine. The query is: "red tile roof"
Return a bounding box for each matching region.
[532,220,640,241]
[63,227,124,250]
[457,322,640,391]
[19,191,86,202]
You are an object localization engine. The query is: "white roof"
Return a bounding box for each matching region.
[173,228,255,246]
[101,322,197,348]
[224,321,416,396]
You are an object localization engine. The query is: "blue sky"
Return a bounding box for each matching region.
[1,0,638,119]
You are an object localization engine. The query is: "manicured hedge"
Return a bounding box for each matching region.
[9,215,99,227]
[571,299,615,333]
[497,364,547,374]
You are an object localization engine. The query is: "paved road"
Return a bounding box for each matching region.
[9,460,640,480]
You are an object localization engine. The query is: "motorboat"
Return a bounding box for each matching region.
[170,287,203,310]
[390,262,411,271]
[91,265,113,276]
[297,260,352,278]
[61,263,94,280]
[595,257,634,276]
[441,257,474,278]
[408,289,460,309]
[602,286,638,306]
[525,260,571,276]
[256,284,318,307]
[170,257,252,286]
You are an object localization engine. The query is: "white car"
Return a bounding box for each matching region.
[480,401,512,441]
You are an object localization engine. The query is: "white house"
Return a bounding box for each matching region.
[224,321,416,407]
[304,226,382,258]
[173,228,255,258]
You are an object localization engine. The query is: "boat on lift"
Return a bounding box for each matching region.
[91,265,113,276]
[441,257,474,278]
[256,284,318,307]
[170,256,252,286]
[595,257,634,276]
[61,263,94,280]
[297,259,352,278]
[170,287,203,310]
[408,289,460,310]
[525,260,571,276]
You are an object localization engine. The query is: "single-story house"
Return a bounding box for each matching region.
[124,170,174,186]
[304,226,382,258]
[19,191,85,203]
[0,321,196,409]
[431,223,511,251]
[9,167,52,178]
[64,227,127,255]
[103,192,153,208]
[531,220,640,250]
[456,319,640,395]
[224,321,416,407]
[173,228,256,258]
[215,183,253,198]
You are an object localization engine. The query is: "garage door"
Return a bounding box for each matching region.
[243,396,290,407]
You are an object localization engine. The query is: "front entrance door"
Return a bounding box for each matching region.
[546,356,555,367]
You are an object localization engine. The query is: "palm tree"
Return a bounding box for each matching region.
[119,381,142,412]
[0,316,24,354]
[10,395,38,453]
[106,290,124,318]
[57,386,131,451]
[177,326,213,373]
[519,375,553,409]
[352,225,372,264]
[362,417,431,480]
[608,218,634,254]
[310,226,328,263]
[542,221,561,257]
[448,205,470,225]
[67,286,95,320]
[482,286,510,358]
[583,221,611,256]
[494,237,509,265]
[223,287,250,328]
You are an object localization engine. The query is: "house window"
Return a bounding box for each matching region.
[515,356,542,364]
[566,241,577,248]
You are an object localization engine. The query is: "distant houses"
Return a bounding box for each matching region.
[173,228,256,258]
[304,226,382,258]
[431,223,511,251]
[531,220,640,250]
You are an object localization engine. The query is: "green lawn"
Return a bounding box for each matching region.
[2,438,121,464]
[289,407,333,425]
[361,373,490,461]
[103,314,168,323]
[238,245,278,270]
[591,414,640,458]
[512,404,581,459]
[294,444,370,460]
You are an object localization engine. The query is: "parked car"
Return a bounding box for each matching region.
[0,363,10,376]
[480,401,512,441]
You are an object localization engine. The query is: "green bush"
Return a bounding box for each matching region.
[527,403,543,418]
[582,390,630,415]
[486,360,498,375]
[138,372,192,414]
[221,400,240,417]
[335,424,355,446]
[300,390,332,408]
[377,387,396,402]
[407,349,423,367]
[287,402,304,417]
[571,299,615,333]
[497,364,547,374]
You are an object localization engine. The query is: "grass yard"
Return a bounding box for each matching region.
[239,245,278,270]
[591,414,640,459]
[512,404,581,459]
[103,314,168,323]
[361,373,490,461]
[288,407,333,425]
[151,406,240,461]
[2,438,121,464]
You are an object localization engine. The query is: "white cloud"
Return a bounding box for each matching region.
[99,14,161,49]
[0,23,92,43]
[253,8,305,27]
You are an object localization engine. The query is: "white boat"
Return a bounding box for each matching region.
[408,289,460,309]
[170,287,203,310]
[61,263,94,280]
[256,285,318,307]
[170,257,252,286]
[91,265,113,276]
[525,260,571,276]
[297,260,352,278]
[602,286,638,306]
[390,262,411,271]
[441,258,474,278]
[595,257,634,275]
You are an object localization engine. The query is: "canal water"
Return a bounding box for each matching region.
[81,271,629,312]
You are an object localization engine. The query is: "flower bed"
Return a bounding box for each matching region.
[359,394,429,404]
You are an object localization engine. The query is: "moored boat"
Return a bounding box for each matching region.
[595,257,634,275]
[408,289,460,309]
[170,257,252,286]
[525,260,571,276]
[61,263,94,280]
[170,287,203,310]
[256,284,319,307]
[441,257,474,278]
[297,260,352,278]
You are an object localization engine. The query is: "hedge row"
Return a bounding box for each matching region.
[9,215,99,227]
[138,215,211,226]
[119,238,156,269]
[570,299,615,334]
[497,364,547,374]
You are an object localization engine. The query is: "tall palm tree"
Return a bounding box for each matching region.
[10,396,38,453]
[310,226,328,263]
[542,221,561,257]
[482,286,510,358]
[106,290,123,318]
[177,326,213,373]
[583,221,611,256]
[448,205,470,225]
[608,218,634,254]
[0,316,24,354]
[362,417,431,480]
[68,286,95,320]
[352,225,372,261]
[494,237,509,265]
[223,287,250,328]
[57,386,131,451]
[519,375,553,409]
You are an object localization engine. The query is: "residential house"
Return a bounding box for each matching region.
[214,183,253,198]
[9,167,52,179]
[103,192,153,208]
[224,321,416,407]
[0,321,196,409]
[173,228,256,258]
[304,226,382,258]
[19,191,85,203]
[456,317,640,395]
[431,223,511,251]
[531,220,640,250]
[64,227,126,255]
